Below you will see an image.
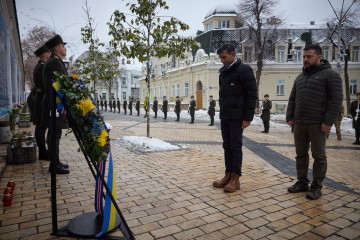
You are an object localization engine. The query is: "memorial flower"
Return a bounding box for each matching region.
[53,72,110,163]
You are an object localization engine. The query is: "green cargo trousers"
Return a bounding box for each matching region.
[293,124,327,186]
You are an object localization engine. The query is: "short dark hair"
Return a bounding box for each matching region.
[304,44,322,55]
[217,44,235,55]
[210,95,213,98]
[264,94,269,97]
[356,92,360,96]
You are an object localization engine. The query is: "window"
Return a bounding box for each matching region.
[207,22,213,31]
[184,83,189,97]
[153,87,156,98]
[350,80,357,94]
[110,93,114,99]
[176,84,180,96]
[122,77,126,86]
[165,86,168,97]
[159,87,162,98]
[244,47,252,63]
[352,46,359,62]
[322,46,330,61]
[171,85,175,97]
[295,47,302,62]
[122,92,126,100]
[218,20,230,29]
[277,46,286,63]
[102,93,107,99]
[276,80,285,96]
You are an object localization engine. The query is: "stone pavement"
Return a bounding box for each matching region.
[0,112,359,240]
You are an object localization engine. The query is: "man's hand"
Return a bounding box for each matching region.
[287,120,294,128]
[242,120,251,129]
[321,123,332,133]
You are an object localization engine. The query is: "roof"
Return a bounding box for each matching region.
[204,3,236,19]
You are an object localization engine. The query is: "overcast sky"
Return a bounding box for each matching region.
[16,0,348,59]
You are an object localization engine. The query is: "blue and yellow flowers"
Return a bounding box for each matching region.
[53,72,110,163]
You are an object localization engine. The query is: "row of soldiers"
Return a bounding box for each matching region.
[99,95,217,126]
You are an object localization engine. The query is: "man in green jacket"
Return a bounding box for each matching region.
[286,44,343,200]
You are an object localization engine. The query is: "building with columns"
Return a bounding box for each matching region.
[139,3,360,113]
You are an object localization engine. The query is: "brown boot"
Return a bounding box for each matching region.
[213,172,231,188]
[224,173,240,192]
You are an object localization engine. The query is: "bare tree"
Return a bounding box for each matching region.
[327,0,360,111]
[21,26,54,88]
[237,0,282,110]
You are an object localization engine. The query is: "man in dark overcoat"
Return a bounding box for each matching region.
[162,96,168,119]
[260,94,272,133]
[109,99,113,112]
[135,98,140,116]
[116,98,121,113]
[152,97,158,118]
[40,34,70,174]
[32,45,50,159]
[349,92,360,144]
[208,95,216,126]
[123,98,127,114]
[112,99,116,113]
[175,96,181,121]
[104,99,107,111]
[100,98,104,111]
[189,95,196,124]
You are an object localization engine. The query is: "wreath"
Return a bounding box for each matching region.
[53,72,110,163]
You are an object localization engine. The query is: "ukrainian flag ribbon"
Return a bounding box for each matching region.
[96,150,117,237]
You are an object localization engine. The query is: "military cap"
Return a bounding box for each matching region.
[45,34,67,49]
[34,45,49,56]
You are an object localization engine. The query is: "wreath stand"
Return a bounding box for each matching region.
[49,87,135,239]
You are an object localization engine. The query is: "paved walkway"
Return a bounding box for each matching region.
[0,112,359,239]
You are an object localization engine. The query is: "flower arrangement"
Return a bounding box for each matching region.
[10,130,34,148]
[53,72,110,163]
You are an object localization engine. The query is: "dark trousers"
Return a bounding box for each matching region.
[221,119,244,176]
[263,120,269,132]
[190,114,194,123]
[210,115,214,125]
[35,125,47,153]
[176,112,180,120]
[154,111,157,118]
[293,124,327,186]
[47,128,62,164]
[164,112,167,119]
[355,127,360,142]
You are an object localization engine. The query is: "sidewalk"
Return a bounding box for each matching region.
[0,115,359,239]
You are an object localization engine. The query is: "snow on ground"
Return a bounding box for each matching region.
[119,108,355,152]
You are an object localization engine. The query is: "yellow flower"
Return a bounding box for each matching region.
[76,98,96,116]
[71,74,79,79]
[97,129,108,147]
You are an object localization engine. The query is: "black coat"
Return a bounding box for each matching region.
[162,100,168,112]
[128,100,133,110]
[135,100,140,111]
[349,100,360,129]
[175,99,181,113]
[189,99,196,115]
[208,99,216,116]
[286,60,343,125]
[218,59,257,120]
[153,99,158,112]
[31,60,46,125]
[261,100,272,121]
[123,100,127,110]
[40,55,68,129]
